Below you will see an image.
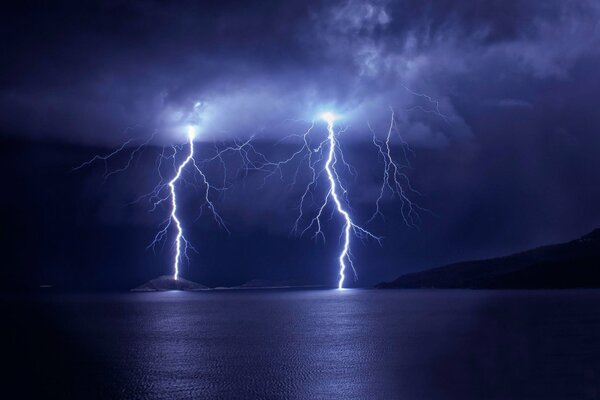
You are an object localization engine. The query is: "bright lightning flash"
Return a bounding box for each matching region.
[322,113,356,289]
[260,111,381,289]
[74,103,432,287]
[320,113,381,289]
[74,124,258,281]
[255,109,425,289]
[168,126,196,280]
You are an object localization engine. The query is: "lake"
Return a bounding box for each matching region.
[3,289,600,399]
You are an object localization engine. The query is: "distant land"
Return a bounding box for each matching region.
[377,228,600,289]
[131,277,322,291]
[235,279,295,289]
[224,279,324,290]
[131,275,208,291]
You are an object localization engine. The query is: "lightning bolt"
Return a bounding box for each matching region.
[74,124,256,281]
[402,84,450,123]
[166,126,196,280]
[74,105,429,288]
[253,110,425,289]
[134,125,226,280]
[320,113,369,288]
[320,113,383,289]
[256,112,383,289]
[368,109,426,228]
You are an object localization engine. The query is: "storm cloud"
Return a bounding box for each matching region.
[2,0,600,287]
[2,0,598,144]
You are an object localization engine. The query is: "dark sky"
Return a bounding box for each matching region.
[1,0,600,289]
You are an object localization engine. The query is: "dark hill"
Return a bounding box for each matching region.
[377,229,600,289]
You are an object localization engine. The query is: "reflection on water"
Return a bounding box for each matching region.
[3,289,600,399]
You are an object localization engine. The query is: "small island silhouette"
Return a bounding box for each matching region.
[131,275,208,292]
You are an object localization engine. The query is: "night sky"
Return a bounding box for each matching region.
[1,0,599,290]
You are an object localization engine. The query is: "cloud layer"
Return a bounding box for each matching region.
[2,1,600,285]
[2,0,599,146]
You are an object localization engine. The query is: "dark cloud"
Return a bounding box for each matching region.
[1,0,600,287]
[2,0,598,144]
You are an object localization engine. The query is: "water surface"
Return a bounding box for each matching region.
[4,289,600,399]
